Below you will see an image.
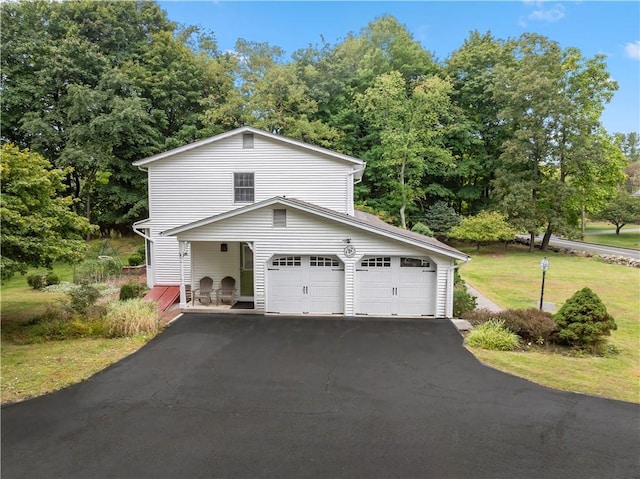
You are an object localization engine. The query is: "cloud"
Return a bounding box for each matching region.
[625,41,640,60]
[520,1,566,26]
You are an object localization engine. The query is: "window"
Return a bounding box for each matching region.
[243,133,254,149]
[400,257,430,268]
[310,256,339,267]
[272,256,301,267]
[273,209,287,227]
[234,172,254,203]
[360,257,391,268]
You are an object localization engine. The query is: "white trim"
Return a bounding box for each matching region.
[133,126,365,169]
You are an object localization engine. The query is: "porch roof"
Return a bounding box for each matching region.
[161,197,469,261]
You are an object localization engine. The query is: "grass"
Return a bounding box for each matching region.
[459,244,640,403]
[1,336,149,404]
[1,236,148,405]
[583,221,640,250]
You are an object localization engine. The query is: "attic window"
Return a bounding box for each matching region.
[273,209,287,227]
[243,133,254,149]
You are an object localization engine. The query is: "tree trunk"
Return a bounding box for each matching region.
[529,231,535,252]
[541,223,553,251]
[580,205,586,240]
[616,224,624,235]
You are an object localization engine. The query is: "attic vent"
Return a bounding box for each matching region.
[243,133,254,149]
[273,209,287,227]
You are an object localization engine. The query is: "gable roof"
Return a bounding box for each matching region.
[133,126,365,176]
[162,196,469,261]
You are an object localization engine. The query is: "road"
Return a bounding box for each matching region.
[519,234,640,260]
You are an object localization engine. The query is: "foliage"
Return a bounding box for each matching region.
[75,257,123,284]
[453,287,478,317]
[27,272,60,290]
[463,308,557,344]
[421,201,461,238]
[410,222,434,237]
[593,190,640,234]
[127,252,144,266]
[465,319,520,351]
[119,282,148,301]
[65,283,101,316]
[449,211,516,250]
[104,299,162,337]
[554,288,617,347]
[0,144,93,280]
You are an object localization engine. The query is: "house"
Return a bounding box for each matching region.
[133,126,469,317]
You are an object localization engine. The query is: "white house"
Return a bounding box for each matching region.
[133,126,469,317]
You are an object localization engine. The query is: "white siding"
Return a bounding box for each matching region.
[176,207,455,316]
[144,134,360,286]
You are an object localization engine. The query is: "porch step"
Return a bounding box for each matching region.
[143,286,180,311]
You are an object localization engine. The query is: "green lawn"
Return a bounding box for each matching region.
[459,245,640,403]
[583,221,640,250]
[1,236,147,405]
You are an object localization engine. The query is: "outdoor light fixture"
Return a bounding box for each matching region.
[539,257,550,310]
[220,243,228,252]
[179,241,188,257]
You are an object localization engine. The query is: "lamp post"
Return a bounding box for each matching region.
[539,257,549,310]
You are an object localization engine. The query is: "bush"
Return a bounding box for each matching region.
[65,282,101,316]
[465,319,520,351]
[104,299,162,337]
[75,257,122,283]
[119,282,147,301]
[554,288,617,347]
[127,252,144,266]
[453,287,477,317]
[3,308,107,344]
[463,308,557,344]
[410,222,434,237]
[27,272,60,290]
[452,269,477,316]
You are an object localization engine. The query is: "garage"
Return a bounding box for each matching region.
[267,255,344,314]
[356,256,436,316]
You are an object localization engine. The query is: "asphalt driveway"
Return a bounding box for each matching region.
[2,314,639,479]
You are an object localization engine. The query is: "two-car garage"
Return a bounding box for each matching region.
[266,254,436,316]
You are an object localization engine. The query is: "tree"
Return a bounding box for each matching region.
[492,34,620,250]
[594,190,640,234]
[421,201,461,238]
[449,211,516,251]
[357,71,454,228]
[1,144,92,280]
[554,288,616,348]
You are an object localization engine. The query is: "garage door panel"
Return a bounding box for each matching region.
[268,256,343,314]
[357,256,435,316]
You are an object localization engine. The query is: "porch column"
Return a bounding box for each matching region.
[179,240,188,308]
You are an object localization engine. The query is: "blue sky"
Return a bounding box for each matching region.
[158,1,640,134]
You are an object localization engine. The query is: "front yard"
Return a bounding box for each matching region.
[459,245,639,403]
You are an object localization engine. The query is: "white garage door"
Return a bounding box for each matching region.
[356,257,436,316]
[267,256,344,314]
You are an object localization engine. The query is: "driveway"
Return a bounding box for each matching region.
[2,314,639,479]
[520,234,640,260]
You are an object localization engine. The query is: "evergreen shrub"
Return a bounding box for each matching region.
[554,288,616,347]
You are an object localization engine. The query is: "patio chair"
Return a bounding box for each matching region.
[216,276,237,306]
[192,276,214,305]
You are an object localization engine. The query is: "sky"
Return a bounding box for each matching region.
[157,1,640,135]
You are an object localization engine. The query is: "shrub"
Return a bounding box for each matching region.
[3,308,107,344]
[127,252,144,266]
[65,282,101,316]
[466,319,520,351]
[453,287,477,317]
[554,288,617,347]
[104,299,162,337]
[27,271,61,290]
[45,272,60,286]
[75,257,122,283]
[410,222,434,237]
[463,308,557,344]
[119,283,147,301]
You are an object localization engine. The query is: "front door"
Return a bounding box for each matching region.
[240,243,254,297]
